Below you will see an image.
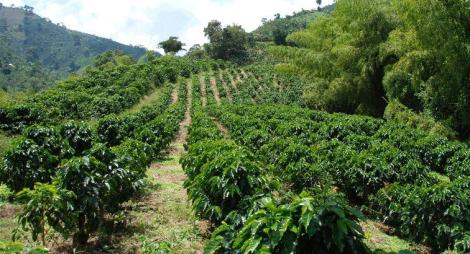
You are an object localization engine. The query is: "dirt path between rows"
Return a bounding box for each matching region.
[171,84,179,104]
[121,79,208,253]
[199,75,207,107]
[240,69,249,79]
[209,76,221,106]
[213,118,229,138]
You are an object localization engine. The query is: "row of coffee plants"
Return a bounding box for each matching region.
[181,81,371,253]
[221,64,305,106]
[204,74,217,105]
[0,56,222,134]
[208,103,470,252]
[96,83,173,146]
[213,71,231,103]
[257,65,305,106]
[0,78,188,248]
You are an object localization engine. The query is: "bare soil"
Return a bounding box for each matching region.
[199,75,207,107]
[209,77,221,106]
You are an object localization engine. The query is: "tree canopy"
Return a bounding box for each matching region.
[158,36,185,54]
[204,20,250,64]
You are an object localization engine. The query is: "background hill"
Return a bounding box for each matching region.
[0,5,147,92]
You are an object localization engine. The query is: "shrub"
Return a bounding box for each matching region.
[59,121,93,155]
[16,183,75,245]
[0,240,49,254]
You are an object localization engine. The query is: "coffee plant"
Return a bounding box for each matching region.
[207,102,470,251]
[206,192,368,254]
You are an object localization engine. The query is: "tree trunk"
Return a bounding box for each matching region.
[73,214,89,247]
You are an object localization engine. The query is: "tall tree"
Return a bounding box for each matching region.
[158,36,185,54]
[204,20,223,40]
[204,21,249,63]
[186,44,207,59]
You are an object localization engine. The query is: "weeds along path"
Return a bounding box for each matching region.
[235,73,243,84]
[124,85,166,114]
[122,79,207,253]
[209,75,222,106]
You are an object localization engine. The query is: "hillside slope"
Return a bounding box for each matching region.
[0,5,147,92]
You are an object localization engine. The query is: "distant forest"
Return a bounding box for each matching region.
[0,5,146,92]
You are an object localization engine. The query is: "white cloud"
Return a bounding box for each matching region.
[1,0,334,52]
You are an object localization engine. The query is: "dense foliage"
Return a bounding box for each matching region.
[370,179,470,252]
[206,192,368,254]
[0,36,56,92]
[272,0,470,138]
[158,36,185,54]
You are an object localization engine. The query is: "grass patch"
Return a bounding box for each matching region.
[125,86,164,114]
[0,204,19,241]
[159,155,180,167]
[117,150,207,253]
[362,220,429,254]
[0,132,16,156]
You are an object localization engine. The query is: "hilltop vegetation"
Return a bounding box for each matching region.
[252,5,335,44]
[0,5,147,92]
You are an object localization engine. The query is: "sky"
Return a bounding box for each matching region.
[1,0,334,52]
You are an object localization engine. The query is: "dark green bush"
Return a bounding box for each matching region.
[2,138,60,192]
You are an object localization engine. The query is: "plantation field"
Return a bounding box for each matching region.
[0,0,468,252]
[0,60,468,254]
